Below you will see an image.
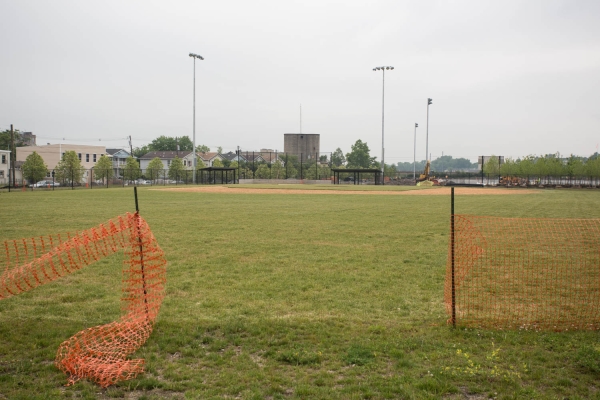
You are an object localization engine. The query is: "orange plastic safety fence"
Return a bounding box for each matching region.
[0,213,166,387]
[445,215,600,331]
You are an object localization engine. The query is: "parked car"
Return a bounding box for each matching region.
[29,180,60,188]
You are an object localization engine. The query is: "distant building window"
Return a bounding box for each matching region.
[46,172,51,178]
[93,154,97,162]
[167,160,171,166]
[86,154,89,162]
[100,154,104,157]
[62,152,65,159]
[0,171,4,178]
[1,155,5,164]
[78,153,82,161]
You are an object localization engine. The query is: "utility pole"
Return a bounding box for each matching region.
[10,125,15,188]
[189,52,204,185]
[413,123,418,180]
[129,135,133,156]
[373,66,394,185]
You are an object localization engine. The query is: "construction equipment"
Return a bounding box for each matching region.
[416,161,441,186]
[500,176,525,186]
[417,160,431,182]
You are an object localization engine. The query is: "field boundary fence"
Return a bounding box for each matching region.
[5,151,599,191]
[445,203,600,330]
[0,212,166,386]
[1,151,345,191]
[441,171,600,187]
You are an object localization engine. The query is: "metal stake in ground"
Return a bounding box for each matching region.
[134,187,150,321]
[451,187,456,327]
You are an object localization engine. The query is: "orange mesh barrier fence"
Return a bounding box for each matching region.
[445,215,600,331]
[0,212,166,387]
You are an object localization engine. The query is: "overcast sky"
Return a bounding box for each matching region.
[2,0,599,163]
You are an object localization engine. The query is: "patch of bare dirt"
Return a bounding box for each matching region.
[152,186,538,195]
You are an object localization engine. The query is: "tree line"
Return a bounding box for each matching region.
[131,135,213,158]
[7,129,600,183]
[485,153,600,183]
[19,150,205,185]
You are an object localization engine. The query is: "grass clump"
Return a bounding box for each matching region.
[343,344,375,366]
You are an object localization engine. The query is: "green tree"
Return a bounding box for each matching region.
[585,156,600,185]
[148,135,194,151]
[55,151,85,184]
[500,157,517,177]
[212,158,224,167]
[565,155,585,184]
[0,129,26,150]
[332,148,346,167]
[546,154,565,183]
[346,140,376,168]
[301,159,318,179]
[177,136,193,151]
[146,157,164,181]
[271,160,285,179]
[123,156,141,182]
[277,155,299,179]
[517,156,536,182]
[398,160,427,172]
[168,156,186,181]
[255,163,270,178]
[384,163,397,180]
[217,146,223,154]
[430,156,476,172]
[132,145,151,158]
[195,158,206,170]
[22,151,48,183]
[196,144,210,153]
[533,156,549,182]
[483,155,501,176]
[93,154,114,183]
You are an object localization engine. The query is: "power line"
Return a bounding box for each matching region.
[36,135,129,143]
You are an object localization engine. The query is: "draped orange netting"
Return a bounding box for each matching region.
[0,212,166,387]
[445,215,600,331]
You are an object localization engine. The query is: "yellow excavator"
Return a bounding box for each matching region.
[416,161,438,186]
[417,160,430,182]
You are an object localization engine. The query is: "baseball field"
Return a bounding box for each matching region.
[1,185,599,399]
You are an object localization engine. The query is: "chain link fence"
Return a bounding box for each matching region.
[4,152,599,191]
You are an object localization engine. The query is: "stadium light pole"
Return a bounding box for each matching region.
[426,98,432,162]
[413,123,418,180]
[189,52,204,184]
[373,66,394,185]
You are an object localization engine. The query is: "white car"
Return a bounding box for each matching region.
[30,180,60,188]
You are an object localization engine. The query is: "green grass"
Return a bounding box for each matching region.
[1,186,600,399]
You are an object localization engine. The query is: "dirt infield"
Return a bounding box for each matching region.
[152,186,539,195]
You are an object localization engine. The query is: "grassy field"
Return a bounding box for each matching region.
[1,185,600,399]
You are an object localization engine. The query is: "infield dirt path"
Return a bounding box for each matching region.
[153,186,539,195]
